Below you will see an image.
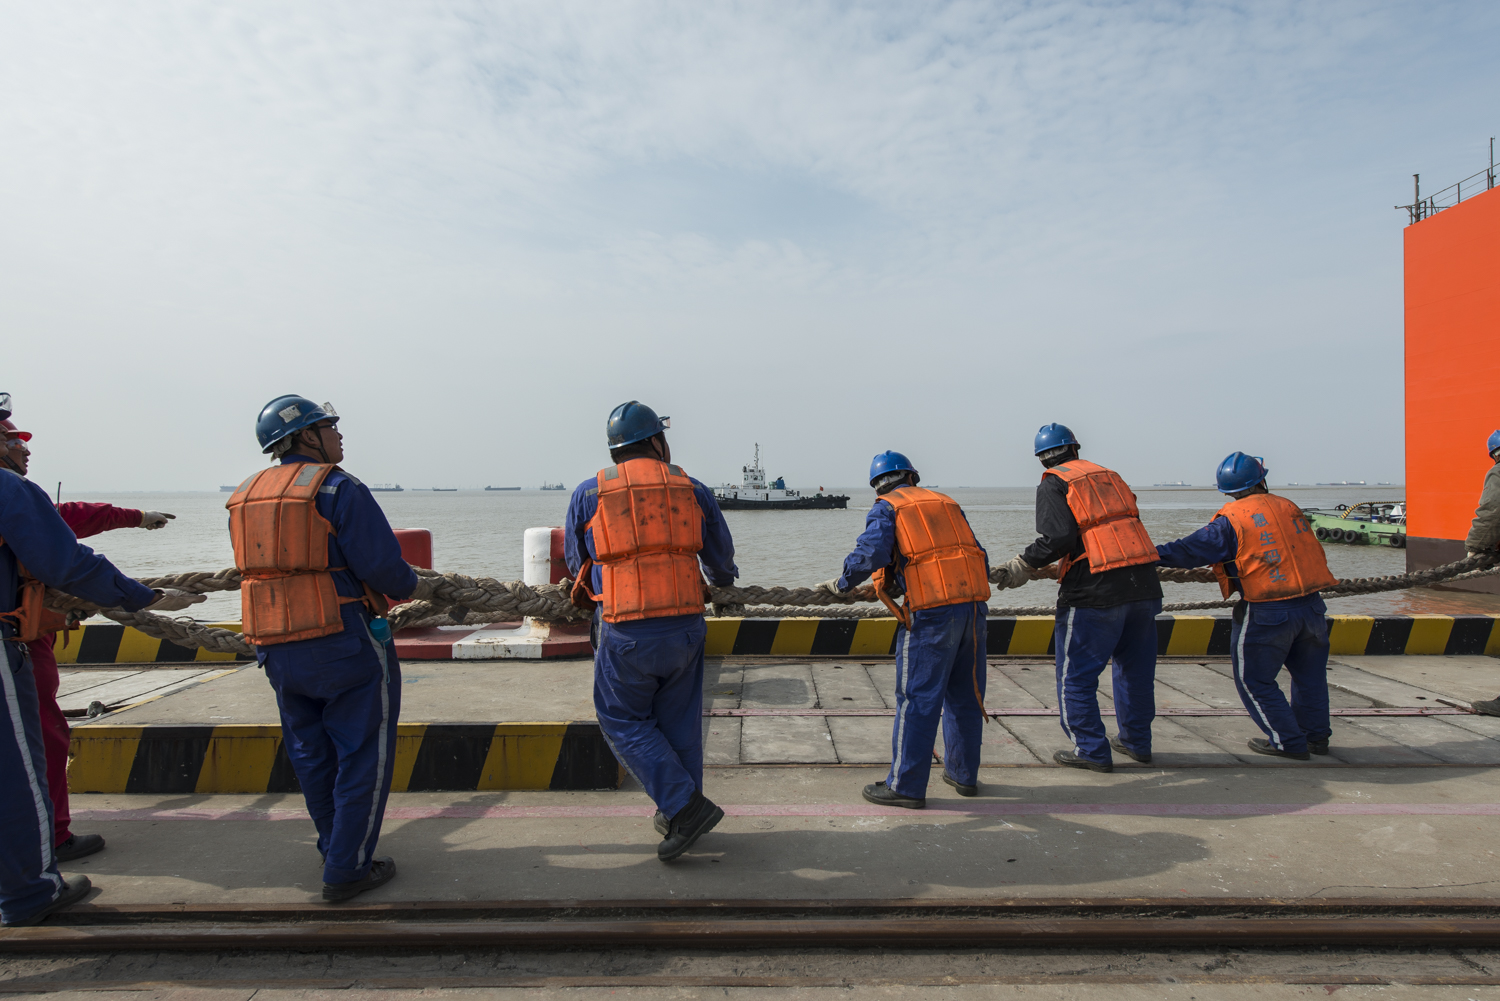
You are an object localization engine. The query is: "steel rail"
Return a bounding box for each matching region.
[705,707,1473,717]
[5,917,1499,951]
[6,898,1498,952]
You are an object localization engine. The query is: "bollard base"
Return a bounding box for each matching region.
[395,620,592,660]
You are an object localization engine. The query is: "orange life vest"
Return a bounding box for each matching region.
[1041,459,1158,578]
[0,538,46,644]
[586,458,707,623]
[874,487,991,618]
[1213,493,1337,602]
[226,462,370,645]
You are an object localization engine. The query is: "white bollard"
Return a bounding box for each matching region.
[523,527,554,587]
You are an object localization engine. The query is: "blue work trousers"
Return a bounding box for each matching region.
[0,644,65,925]
[262,623,401,885]
[1054,598,1161,765]
[1230,597,1331,754]
[888,601,988,799]
[593,613,706,819]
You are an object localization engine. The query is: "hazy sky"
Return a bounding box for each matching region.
[3,1,1496,492]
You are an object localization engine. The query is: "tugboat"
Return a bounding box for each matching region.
[1303,501,1407,547]
[713,445,849,511]
[540,482,565,491]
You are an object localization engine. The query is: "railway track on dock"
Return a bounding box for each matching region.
[6,897,1500,950]
[7,898,1500,990]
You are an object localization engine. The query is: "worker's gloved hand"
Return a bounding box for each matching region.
[406,576,437,601]
[814,578,845,596]
[1000,555,1035,589]
[139,511,175,530]
[144,588,206,612]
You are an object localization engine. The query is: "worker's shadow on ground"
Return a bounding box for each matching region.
[66,797,1206,896]
[419,813,1213,894]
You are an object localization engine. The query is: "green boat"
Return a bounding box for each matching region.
[1302,502,1407,548]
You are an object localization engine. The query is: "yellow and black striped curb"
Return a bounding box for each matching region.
[54,614,1500,664]
[52,622,245,665]
[68,722,623,794]
[703,615,1500,658]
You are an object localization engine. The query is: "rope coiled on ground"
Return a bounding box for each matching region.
[40,552,1500,654]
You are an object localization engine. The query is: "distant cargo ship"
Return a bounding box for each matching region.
[431,487,457,492]
[714,445,848,511]
[219,485,237,492]
[540,482,565,491]
[485,486,520,491]
[369,484,403,492]
[1152,481,1192,487]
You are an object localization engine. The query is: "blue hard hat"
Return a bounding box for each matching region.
[1216,451,1268,494]
[606,401,670,449]
[256,395,338,454]
[869,450,919,487]
[1034,423,1079,455]
[1487,430,1500,456]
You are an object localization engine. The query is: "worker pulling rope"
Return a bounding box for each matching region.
[40,552,1500,658]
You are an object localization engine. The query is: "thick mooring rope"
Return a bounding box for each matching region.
[41,552,1500,656]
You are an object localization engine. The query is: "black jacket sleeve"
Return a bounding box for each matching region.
[1023,475,1082,568]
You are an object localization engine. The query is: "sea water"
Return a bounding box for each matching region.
[57,484,1470,623]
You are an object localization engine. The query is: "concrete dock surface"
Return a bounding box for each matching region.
[43,650,1500,903]
[12,652,1500,997]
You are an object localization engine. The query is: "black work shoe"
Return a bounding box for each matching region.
[1472,698,1500,717]
[658,792,725,861]
[5,876,92,927]
[861,781,926,809]
[941,772,978,797]
[652,810,668,837]
[54,834,105,862]
[323,857,397,902]
[1247,738,1310,761]
[1308,740,1331,756]
[1109,737,1151,764]
[1054,749,1113,773]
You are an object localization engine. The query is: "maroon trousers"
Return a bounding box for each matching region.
[27,635,72,847]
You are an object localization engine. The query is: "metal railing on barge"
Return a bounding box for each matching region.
[1398,140,1498,224]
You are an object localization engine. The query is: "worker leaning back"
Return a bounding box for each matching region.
[565,400,739,864]
[827,450,990,810]
[226,394,419,904]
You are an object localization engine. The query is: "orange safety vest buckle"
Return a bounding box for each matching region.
[874,487,991,620]
[1041,459,1158,579]
[1212,493,1337,602]
[226,463,379,646]
[587,458,707,623]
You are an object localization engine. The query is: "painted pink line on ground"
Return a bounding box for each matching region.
[72,802,1500,823]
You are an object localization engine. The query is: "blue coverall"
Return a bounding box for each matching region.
[565,469,737,819]
[254,455,419,885]
[1,469,156,924]
[1156,517,1330,754]
[837,498,988,799]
